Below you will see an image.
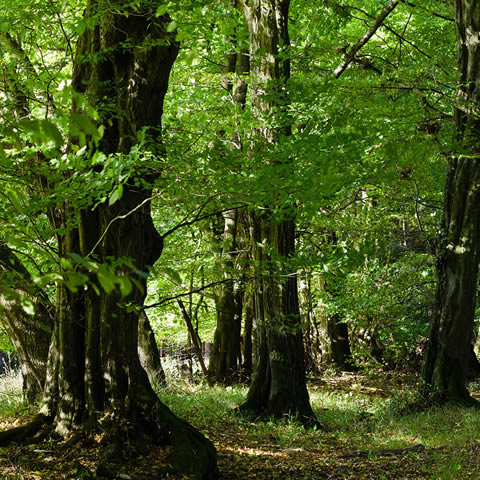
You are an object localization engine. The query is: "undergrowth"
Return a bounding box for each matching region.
[1,370,480,478]
[157,370,480,479]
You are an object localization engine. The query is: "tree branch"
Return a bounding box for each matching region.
[334,0,401,78]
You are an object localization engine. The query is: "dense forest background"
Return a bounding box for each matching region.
[1,0,479,478]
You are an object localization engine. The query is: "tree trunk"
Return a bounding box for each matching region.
[209,34,249,384]
[0,239,53,403]
[242,287,254,377]
[320,314,355,370]
[421,0,480,404]
[234,0,318,425]
[8,3,218,478]
[138,311,166,386]
[209,210,243,383]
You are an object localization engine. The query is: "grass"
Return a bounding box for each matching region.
[157,370,480,479]
[0,370,480,478]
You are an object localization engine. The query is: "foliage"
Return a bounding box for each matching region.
[0,0,462,389]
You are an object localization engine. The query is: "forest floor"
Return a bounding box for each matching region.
[0,369,480,479]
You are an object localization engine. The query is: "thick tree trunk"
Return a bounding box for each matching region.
[234,0,317,425]
[300,274,355,372]
[421,0,480,404]
[242,212,316,422]
[22,3,218,478]
[0,239,53,403]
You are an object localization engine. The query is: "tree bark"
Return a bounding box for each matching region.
[0,239,53,403]
[209,209,243,383]
[421,0,480,404]
[138,311,166,386]
[5,3,218,478]
[233,0,318,426]
[242,286,254,376]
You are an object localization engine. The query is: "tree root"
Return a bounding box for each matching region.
[153,400,219,480]
[0,401,219,479]
[0,414,50,446]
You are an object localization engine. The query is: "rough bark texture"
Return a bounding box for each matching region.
[0,239,53,403]
[209,210,243,383]
[138,311,166,386]
[233,0,317,425]
[421,0,480,404]
[320,314,355,370]
[35,3,218,478]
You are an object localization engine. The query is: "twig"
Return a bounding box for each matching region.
[338,3,434,64]
[86,193,158,258]
[143,278,241,309]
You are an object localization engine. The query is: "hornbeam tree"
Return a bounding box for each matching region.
[422,0,480,404]
[0,1,218,478]
[0,239,53,403]
[232,0,318,426]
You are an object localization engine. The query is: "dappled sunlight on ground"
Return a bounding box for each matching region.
[1,371,480,478]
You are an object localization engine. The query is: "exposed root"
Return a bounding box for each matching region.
[0,400,219,479]
[0,414,50,446]
[153,400,219,479]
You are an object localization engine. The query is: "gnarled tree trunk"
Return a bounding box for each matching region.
[1,3,218,478]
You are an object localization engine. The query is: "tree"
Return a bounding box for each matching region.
[0,2,218,477]
[422,0,480,404]
[0,239,53,402]
[209,209,244,383]
[232,0,318,426]
[208,41,249,383]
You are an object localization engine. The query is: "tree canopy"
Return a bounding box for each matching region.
[1,0,477,478]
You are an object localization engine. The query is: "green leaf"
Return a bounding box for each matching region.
[91,150,107,165]
[97,267,116,294]
[41,120,63,147]
[166,20,177,33]
[184,47,199,66]
[6,187,23,213]
[109,184,124,206]
[69,253,97,271]
[65,272,89,292]
[156,5,168,16]
[118,276,133,297]
[175,30,186,42]
[60,258,73,270]
[75,19,87,35]
[161,267,182,285]
[20,296,35,316]
[70,113,100,137]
